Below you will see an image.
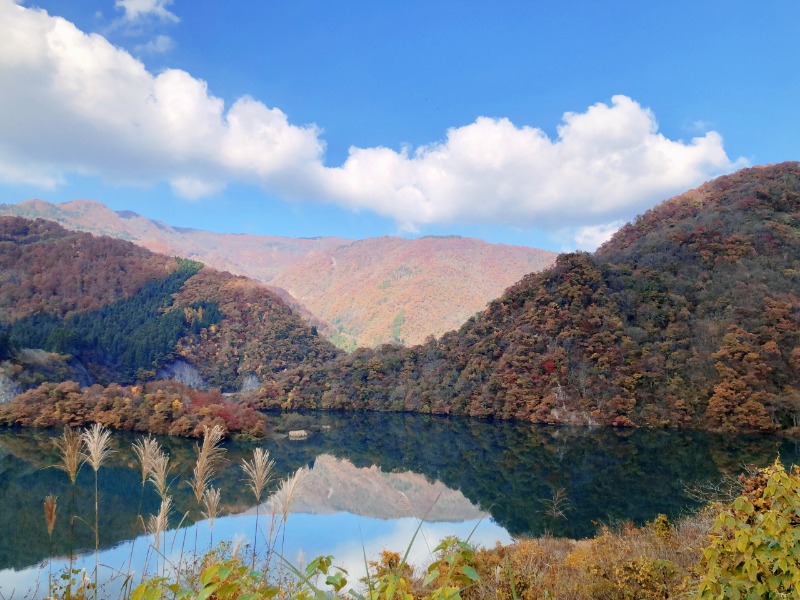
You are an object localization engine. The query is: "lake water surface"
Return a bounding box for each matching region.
[0,412,797,597]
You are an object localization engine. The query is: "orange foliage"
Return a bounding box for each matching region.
[0,380,267,438]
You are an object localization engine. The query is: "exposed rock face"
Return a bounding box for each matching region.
[0,373,19,404]
[157,359,206,389]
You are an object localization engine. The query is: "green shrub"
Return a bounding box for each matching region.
[696,459,800,599]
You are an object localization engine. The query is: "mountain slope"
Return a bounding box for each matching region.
[0,200,558,348]
[0,217,340,392]
[265,162,800,432]
[271,235,557,348]
[0,199,350,281]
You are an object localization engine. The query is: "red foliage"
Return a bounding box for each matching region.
[0,380,267,439]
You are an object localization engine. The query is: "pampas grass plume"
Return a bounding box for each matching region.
[82,423,113,472]
[54,427,84,484]
[241,447,275,503]
[44,494,57,537]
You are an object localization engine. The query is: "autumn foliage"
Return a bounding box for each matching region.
[0,380,267,438]
[263,163,800,432]
[0,216,340,394]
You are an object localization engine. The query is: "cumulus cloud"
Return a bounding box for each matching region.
[322,98,745,231]
[0,0,322,196]
[115,0,178,23]
[0,1,746,239]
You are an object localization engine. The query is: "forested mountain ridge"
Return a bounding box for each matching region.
[270,235,557,348]
[261,162,800,432]
[0,217,340,393]
[0,199,350,282]
[0,199,557,349]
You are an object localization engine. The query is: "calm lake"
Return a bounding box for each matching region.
[0,411,797,598]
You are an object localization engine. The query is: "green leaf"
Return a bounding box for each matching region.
[423,568,440,587]
[325,572,347,592]
[460,565,480,582]
[201,562,220,586]
[198,582,221,600]
[217,564,234,581]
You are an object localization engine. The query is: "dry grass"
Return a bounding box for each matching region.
[190,424,226,505]
[201,487,221,525]
[132,435,160,486]
[148,449,171,500]
[271,466,309,523]
[241,447,275,503]
[43,494,57,537]
[463,511,715,600]
[53,427,84,484]
[81,423,113,472]
[147,496,173,551]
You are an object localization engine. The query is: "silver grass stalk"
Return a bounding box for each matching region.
[269,467,309,567]
[54,427,84,485]
[241,447,275,503]
[43,494,57,596]
[241,447,275,565]
[82,423,113,600]
[148,495,172,574]
[272,466,309,523]
[53,427,84,585]
[201,487,221,524]
[147,450,171,500]
[132,435,160,486]
[44,495,58,537]
[190,425,226,504]
[81,423,113,472]
[202,487,221,548]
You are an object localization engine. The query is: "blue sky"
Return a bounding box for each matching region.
[1,1,797,250]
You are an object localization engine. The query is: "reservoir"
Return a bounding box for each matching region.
[0,412,796,597]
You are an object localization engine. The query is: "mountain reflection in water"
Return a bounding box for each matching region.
[0,411,798,594]
[0,452,507,599]
[256,453,486,521]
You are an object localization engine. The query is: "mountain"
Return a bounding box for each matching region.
[263,162,800,432]
[270,235,557,348]
[0,199,350,282]
[0,200,557,349]
[0,217,340,394]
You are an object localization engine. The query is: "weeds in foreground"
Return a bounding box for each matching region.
[33,426,800,600]
[52,426,85,597]
[43,494,58,594]
[241,447,275,566]
[82,422,113,598]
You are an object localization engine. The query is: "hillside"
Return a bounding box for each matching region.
[262,162,800,432]
[0,217,340,394]
[0,199,350,282]
[271,235,557,348]
[0,200,557,348]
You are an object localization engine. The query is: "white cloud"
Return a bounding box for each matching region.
[115,0,178,23]
[134,34,174,55]
[321,97,746,230]
[0,1,322,197]
[169,177,223,199]
[572,220,626,251]
[0,1,746,235]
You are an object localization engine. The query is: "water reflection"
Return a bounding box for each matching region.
[0,451,509,599]
[258,454,486,521]
[0,412,797,596]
